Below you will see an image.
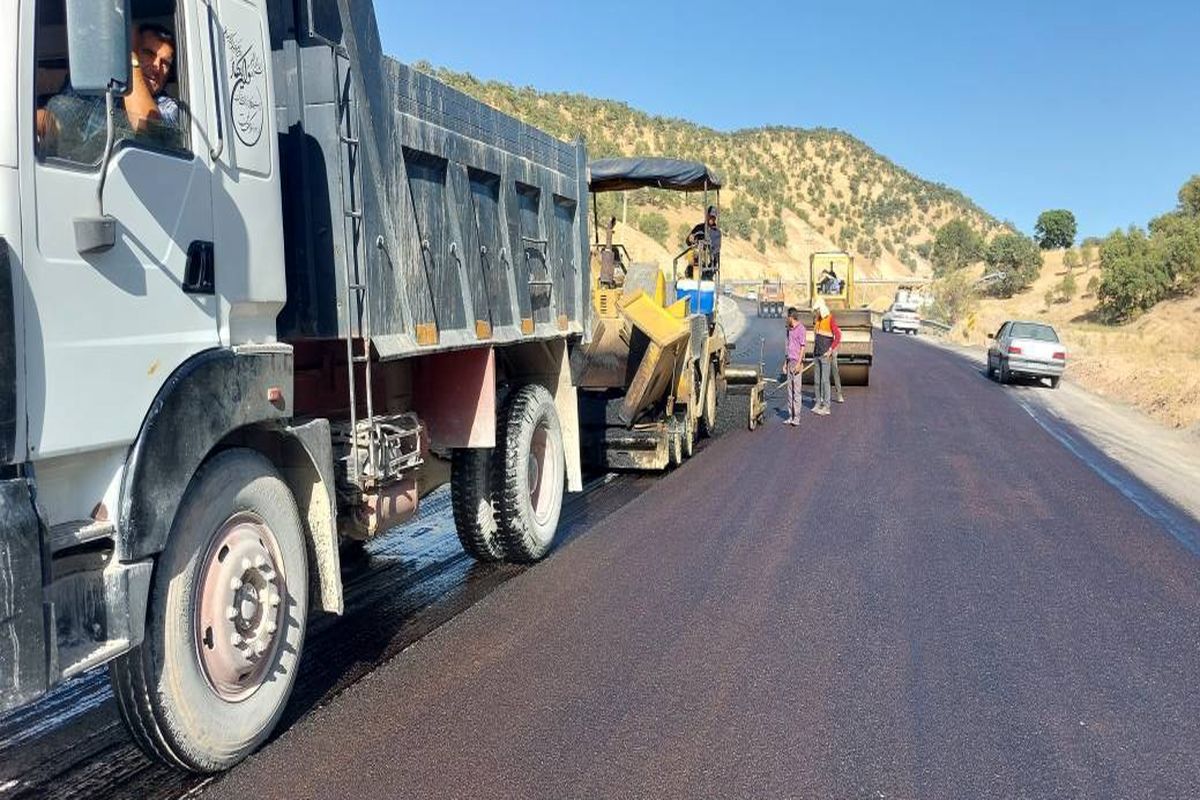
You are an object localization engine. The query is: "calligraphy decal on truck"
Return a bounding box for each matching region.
[225,30,265,148]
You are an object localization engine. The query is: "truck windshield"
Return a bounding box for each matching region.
[1010,323,1059,342]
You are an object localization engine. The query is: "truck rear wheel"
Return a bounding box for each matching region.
[451,448,504,562]
[110,449,308,772]
[494,385,565,564]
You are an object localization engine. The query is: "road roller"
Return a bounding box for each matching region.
[801,251,874,386]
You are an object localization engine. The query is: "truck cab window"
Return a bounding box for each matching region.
[34,0,190,165]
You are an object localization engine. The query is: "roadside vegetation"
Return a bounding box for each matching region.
[416,62,1008,279]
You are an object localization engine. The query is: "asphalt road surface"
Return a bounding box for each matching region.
[7,304,1200,799]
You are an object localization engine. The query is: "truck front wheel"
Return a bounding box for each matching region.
[110,448,308,772]
[494,385,565,563]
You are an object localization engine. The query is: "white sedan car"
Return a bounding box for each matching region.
[986,320,1067,388]
[882,303,920,334]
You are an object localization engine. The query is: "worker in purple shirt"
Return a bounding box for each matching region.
[784,306,807,426]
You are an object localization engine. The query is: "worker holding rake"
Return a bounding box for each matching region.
[783,307,809,426]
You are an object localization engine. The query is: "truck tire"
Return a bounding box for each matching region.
[451,448,504,562]
[109,448,308,772]
[699,365,718,438]
[681,412,695,459]
[494,384,565,564]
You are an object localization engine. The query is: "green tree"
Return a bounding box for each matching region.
[1149,211,1200,292]
[1178,175,1200,217]
[638,212,670,247]
[1097,227,1172,321]
[930,218,984,275]
[1034,209,1077,249]
[1086,275,1100,296]
[985,233,1043,297]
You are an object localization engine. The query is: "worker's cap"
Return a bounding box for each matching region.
[706,205,718,218]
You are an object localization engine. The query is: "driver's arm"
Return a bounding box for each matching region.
[124,50,161,132]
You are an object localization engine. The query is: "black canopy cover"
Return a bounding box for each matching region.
[587,157,723,193]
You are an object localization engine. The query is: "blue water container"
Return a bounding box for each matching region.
[676,279,717,314]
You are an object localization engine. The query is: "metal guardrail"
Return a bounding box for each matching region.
[921,318,953,333]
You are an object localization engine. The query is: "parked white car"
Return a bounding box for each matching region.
[882,303,921,334]
[986,320,1067,388]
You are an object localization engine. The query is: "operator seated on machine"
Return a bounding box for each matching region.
[685,205,722,280]
[818,267,844,295]
[36,19,186,162]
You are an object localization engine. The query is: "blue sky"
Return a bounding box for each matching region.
[378,1,1199,239]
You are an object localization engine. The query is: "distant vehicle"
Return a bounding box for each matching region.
[757,280,784,318]
[882,303,921,334]
[986,321,1067,388]
[723,284,734,296]
[747,290,758,302]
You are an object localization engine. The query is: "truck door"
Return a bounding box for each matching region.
[22,0,219,460]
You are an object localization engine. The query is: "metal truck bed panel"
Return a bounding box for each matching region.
[271,1,588,357]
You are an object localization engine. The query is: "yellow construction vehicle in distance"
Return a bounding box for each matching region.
[804,251,874,386]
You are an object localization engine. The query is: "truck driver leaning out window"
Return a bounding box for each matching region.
[36,22,184,162]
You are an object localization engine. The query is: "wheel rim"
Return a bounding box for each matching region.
[527,422,561,529]
[194,512,288,702]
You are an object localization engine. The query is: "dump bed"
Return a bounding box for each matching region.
[272,1,588,357]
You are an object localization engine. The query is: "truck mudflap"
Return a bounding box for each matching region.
[0,478,50,712]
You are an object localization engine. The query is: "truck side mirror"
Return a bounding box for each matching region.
[64,0,132,96]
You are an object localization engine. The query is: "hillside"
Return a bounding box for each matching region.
[416,64,1009,284]
[949,250,1200,431]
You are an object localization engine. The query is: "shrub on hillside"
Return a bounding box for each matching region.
[930,270,978,324]
[1063,249,1079,273]
[1097,227,1172,321]
[984,233,1042,297]
[1059,270,1077,301]
[638,212,670,247]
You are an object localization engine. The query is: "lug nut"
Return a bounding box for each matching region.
[225,605,239,621]
[230,576,243,591]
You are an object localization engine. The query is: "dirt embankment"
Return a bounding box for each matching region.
[945,250,1200,432]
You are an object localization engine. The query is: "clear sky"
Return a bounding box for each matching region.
[378,1,1199,239]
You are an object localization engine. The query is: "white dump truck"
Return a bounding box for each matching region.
[2,0,591,771]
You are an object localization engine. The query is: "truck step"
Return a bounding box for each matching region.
[48,519,116,553]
